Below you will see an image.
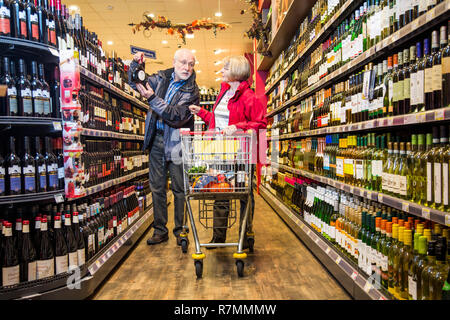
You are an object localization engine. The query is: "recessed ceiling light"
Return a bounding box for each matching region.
[197,70,202,73]
[186,34,194,39]
[195,61,199,64]
[148,13,155,18]
[191,49,196,53]
[214,61,223,65]
[69,5,80,12]
[215,12,222,17]
[162,40,168,44]
[215,77,221,81]
[107,41,114,45]
[214,49,222,54]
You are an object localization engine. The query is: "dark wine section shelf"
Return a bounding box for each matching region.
[266,1,450,118]
[0,116,62,128]
[0,36,59,63]
[258,183,391,300]
[271,163,450,228]
[0,204,156,300]
[0,189,64,205]
[82,128,144,141]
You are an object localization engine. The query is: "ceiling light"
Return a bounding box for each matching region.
[215,12,222,17]
[107,41,114,45]
[186,34,194,39]
[214,61,223,65]
[191,49,196,53]
[148,13,155,18]
[215,77,221,81]
[68,5,80,12]
[162,40,168,44]
[195,61,199,64]
[214,49,222,55]
[197,70,202,73]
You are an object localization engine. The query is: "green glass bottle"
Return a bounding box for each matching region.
[429,238,449,300]
[393,226,405,299]
[400,229,414,300]
[421,240,437,300]
[388,223,399,295]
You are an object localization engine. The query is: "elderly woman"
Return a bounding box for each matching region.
[189,55,267,249]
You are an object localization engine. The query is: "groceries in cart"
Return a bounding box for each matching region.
[192,172,233,192]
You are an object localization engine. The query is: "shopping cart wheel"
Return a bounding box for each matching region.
[195,260,203,278]
[247,238,254,253]
[236,260,244,277]
[181,239,188,253]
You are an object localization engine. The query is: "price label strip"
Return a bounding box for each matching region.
[54,193,64,203]
[53,121,62,131]
[351,271,358,281]
[402,202,409,212]
[422,208,430,220]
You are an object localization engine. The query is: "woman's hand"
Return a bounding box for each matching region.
[133,52,145,64]
[223,125,237,135]
[189,105,201,115]
[136,82,154,99]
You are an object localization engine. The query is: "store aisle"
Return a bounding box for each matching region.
[92,193,351,300]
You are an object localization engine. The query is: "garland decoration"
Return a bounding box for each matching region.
[132,14,230,44]
[240,0,271,57]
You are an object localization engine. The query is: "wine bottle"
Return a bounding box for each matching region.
[1,56,19,116]
[30,61,44,117]
[55,137,64,189]
[38,63,51,117]
[0,0,12,36]
[7,136,21,195]
[426,34,438,110]
[50,65,61,119]
[25,0,39,42]
[416,41,426,113]
[36,217,54,279]
[72,212,85,266]
[17,59,33,117]
[1,222,20,286]
[433,26,447,110]
[63,213,77,269]
[22,136,36,194]
[443,21,450,108]
[52,215,67,275]
[131,61,147,85]
[19,220,37,282]
[34,136,46,192]
[35,0,47,44]
[44,136,58,191]
[46,0,56,47]
[0,151,5,196]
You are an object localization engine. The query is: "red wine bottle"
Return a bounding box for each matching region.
[17,59,33,117]
[14,217,22,253]
[0,57,19,116]
[44,136,57,191]
[71,212,85,266]
[35,0,47,44]
[50,65,61,119]
[1,222,20,286]
[30,61,44,117]
[36,217,54,279]
[38,63,51,117]
[64,213,77,268]
[7,136,22,195]
[0,0,11,36]
[32,215,41,250]
[0,151,5,196]
[25,0,39,42]
[46,0,56,47]
[34,137,46,192]
[19,220,37,282]
[55,138,64,189]
[53,215,67,274]
[22,136,36,194]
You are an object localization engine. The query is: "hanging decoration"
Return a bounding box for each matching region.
[132,15,230,44]
[240,0,271,57]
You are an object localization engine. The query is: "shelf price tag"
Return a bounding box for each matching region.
[416,113,426,123]
[378,194,383,203]
[445,214,450,227]
[53,121,62,131]
[364,282,373,293]
[422,208,430,220]
[335,256,341,265]
[49,47,59,57]
[325,247,331,255]
[54,193,64,203]
[435,109,444,121]
[351,271,358,281]
[402,202,409,212]
[387,118,393,126]
[404,114,416,124]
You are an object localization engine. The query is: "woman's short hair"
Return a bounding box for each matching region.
[223,55,251,81]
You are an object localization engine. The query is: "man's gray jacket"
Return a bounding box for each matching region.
[128,63,199,163]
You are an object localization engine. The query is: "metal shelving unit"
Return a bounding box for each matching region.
[259,183,390,300]
[271,162,450,227]
[0,189,65,205]
[266,1,450,118]
[0,36,59,63]
[82,128,144,141]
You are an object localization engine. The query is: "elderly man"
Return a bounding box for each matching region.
[129,49,199,245]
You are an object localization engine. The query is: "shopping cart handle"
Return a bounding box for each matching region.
[180,129,251,136]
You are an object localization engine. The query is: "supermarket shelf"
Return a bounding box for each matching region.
[257,0,316,71]
[0,36,59,63]
[82,128,144,141]
[80,67,149,111]
[199,101,215,105]
[271,162,450,227]
[264,0,356,94]
[0,189,64,205]
[259,183,390,300]
[266,1,450,117]
[268,107,450,141]
[4,204,155,300]
[67,168,149,201]
[0,116,62,128]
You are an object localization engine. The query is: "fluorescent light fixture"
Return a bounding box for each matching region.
[214,60,223,65]
[215,70,221,74]
[69,5,79,11]
[162,40,168,44]
[186,34,194,39]
[215,12,222,17]
[214,49,222,54]
[107,41,114,45]
[215,77,221,81]
[196,70,202,73]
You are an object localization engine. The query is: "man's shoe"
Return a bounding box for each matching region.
[176,235,189,246]
[206,237,225,250]
[147,233,169,245]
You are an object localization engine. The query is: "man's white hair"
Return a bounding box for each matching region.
[173,48,196,61]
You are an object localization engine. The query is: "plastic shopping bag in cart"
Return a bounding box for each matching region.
[192,174,233,192]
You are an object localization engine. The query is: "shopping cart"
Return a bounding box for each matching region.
[179,130,255,278]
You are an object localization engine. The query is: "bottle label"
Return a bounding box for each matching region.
[434,162,442,204]
[432,64,442,91]
[24,175,35,192]
[55,255,68,274]
[403,78,410,100]
[37,259,54,279]
[2,265,20,286]
[31,14,39,40]
[43,99,51,115]
[0,177,4,194]
[49,173,58,189]
[19,11,27,37]
[68,251,78,269]
[427,162,433,202]
[0,6,10,34]
[443,56,450,75]
[424,68,433,93]
[9,95,18,114]
[399,175,407,196]
[410,72,417,105]
[22,96,33,114]
[77,249,85,266]
[372,160,383,177]
[58,166,64,179]
[443,162,449,206]
[408,276,417,300]
[355,162,364,180]
[416,70,425,104]
[27,261,37,282]
[9,165,21,193]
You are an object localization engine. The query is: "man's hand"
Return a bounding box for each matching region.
[223,125,237,135]
[136,82,154,99]
[133,52,145,64]
[189,105,201,115]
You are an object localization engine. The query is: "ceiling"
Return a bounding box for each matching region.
[65,0,255,89]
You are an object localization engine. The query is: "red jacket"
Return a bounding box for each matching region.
[197,81,267,131]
